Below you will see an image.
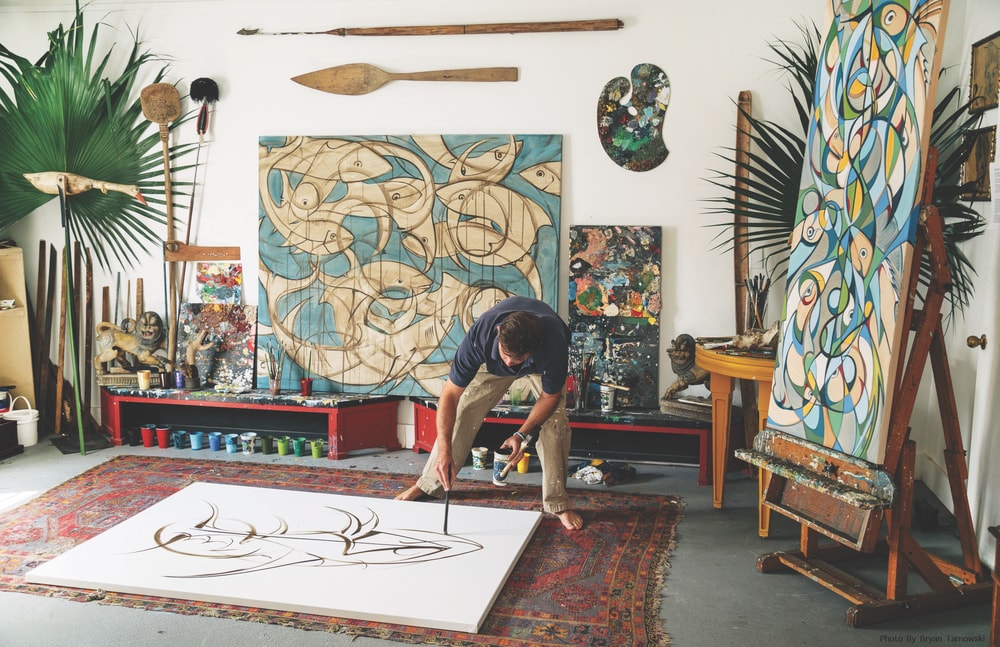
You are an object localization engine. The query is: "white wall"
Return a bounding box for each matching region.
[2,0,997,561]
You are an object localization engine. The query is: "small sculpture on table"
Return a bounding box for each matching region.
[660,333,709,404]
[94,311,168,374]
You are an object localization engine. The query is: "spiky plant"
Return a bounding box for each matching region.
[0,8,193,270]
[704,23,985,323]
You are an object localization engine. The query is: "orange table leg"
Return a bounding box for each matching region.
[709,371,734,509]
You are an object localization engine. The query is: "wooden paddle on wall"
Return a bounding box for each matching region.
[292,63,517,95]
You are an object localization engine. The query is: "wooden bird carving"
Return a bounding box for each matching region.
[23,171,146,204]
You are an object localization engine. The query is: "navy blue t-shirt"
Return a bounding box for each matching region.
[448,296,569,395]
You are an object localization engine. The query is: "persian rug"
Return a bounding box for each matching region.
[0,455,682,646]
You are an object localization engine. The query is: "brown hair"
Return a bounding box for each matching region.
[498,311,543,357]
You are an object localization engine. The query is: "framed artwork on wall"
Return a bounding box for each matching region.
[959,126,996,201]
[969,29,1000,114]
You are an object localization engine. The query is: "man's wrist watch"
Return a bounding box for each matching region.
[514,431,526,442]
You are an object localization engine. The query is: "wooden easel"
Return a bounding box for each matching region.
[739,149,992,625]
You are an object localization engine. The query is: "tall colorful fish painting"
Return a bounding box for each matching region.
[258,135,561,396]
[766,0,947,464]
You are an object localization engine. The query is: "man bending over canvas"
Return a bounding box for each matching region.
[396,295,583,530]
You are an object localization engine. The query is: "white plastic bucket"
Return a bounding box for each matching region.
[2,396,39,447]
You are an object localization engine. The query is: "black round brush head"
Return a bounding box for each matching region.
[190,77,219,104]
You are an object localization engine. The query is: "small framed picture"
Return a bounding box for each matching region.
[969,29,1000,113]
[960,126,996,202]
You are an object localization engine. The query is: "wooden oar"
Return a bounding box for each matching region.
[292,63,517,95]
[140,83,181,367]
[239,18,623,37]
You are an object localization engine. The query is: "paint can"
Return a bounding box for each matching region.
[493,449,512,486]
[2,396,38,447]
[599,385,615,412]
[240,432,257,454]
[472,446,489,470]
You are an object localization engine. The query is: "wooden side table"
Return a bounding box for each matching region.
[695,344,775,537]
[990,526,999,647]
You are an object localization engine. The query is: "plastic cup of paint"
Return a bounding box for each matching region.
[493,449,512,486]
[155,425,171,449]
[208,431,222,451]
[140,424,156,447]
[225,434,239,453]
[277,436,291,456]
[472,446,489,470]
[311,439,324,458]
[189,431,204,450]
[292,437,307,457]
[517,452,531,474]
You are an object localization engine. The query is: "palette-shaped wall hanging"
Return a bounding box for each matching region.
[597,63,670,172]
[27,482,542,633]
[766,0,945,464]
[258,135,561,396]
[568,226,661,409]
[175,303,257,388]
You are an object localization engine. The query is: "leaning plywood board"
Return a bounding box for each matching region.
[27,482,541,633]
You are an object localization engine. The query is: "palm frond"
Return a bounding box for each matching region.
[0,10,193,270]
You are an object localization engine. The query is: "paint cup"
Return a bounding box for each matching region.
[208,431,222,451]
[136,369,151,390]
[261,435,273,455]
[225,433,239,453]
[277,436,291,456]
[517,452,531,474]
[292,437,307,457]
[599,385,615,412]
[140,424,155,447]
[493,449,512,486]
[311,439,324,458]
[126,427,142,446]
[300,378,313,396]
[240,432,257,454]
[155,425,171,449]
[472,446,489,470]
[172,429,188,449]
[189,431,205,450]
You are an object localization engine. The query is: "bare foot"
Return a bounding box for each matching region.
[555,510,584,530]
[395,484,428,501]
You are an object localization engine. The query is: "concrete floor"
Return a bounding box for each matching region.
[0,439,992,647]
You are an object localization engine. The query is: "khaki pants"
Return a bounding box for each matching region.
[415,368,573,514]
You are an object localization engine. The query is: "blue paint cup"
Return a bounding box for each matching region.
[172,429,188,450]
[208,431,222,451]
[189,431,204,450]
[225,433,239,454]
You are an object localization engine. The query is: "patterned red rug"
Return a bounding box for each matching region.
[0,455,681,646]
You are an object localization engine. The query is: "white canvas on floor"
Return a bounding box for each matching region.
[26,482,542,633]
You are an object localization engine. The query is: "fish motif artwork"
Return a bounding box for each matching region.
[767,0,947,464]
[597,63,670,172]
[258,134,561,396]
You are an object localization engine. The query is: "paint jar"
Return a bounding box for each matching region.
[136,369,151,390]
[599,385,615,412]
[493,449,512,486]
[517,452,531,474]
[189,431,205,450]
[472,446,489,470]
[225,433,239,453]
[140,424,156,447]
[155,425,171,449]
[208,431,223,451]
[240,432,257,454]
[311,439,324,458]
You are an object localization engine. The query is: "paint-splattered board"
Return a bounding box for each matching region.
[27,482,541,633]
